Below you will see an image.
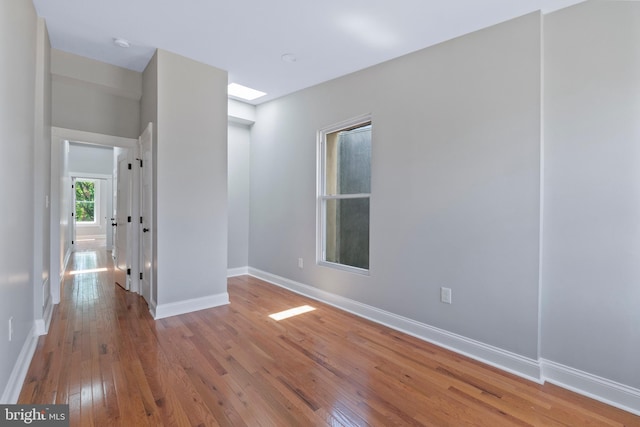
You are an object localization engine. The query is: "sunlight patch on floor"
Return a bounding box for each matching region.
[70,267,108,275]
[269,305,316,321]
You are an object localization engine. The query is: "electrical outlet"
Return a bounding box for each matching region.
[440,287,452,304]
[8,317,13,342]
[298,258,304,269]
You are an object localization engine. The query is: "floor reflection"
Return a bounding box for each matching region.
[75,234,106,251]
[66,250,110,305]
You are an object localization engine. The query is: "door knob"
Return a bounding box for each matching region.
[143,228,150,233]
[111,223,117,227]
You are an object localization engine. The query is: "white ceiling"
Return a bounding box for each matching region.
[32,0,584,104]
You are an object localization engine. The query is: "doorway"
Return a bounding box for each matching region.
[50,128,143,306]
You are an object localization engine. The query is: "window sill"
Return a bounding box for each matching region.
[317,260,370,276]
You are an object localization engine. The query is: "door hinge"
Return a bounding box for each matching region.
[139,272,143,280]
[140,216,143,224]
[139,159,143,167]
[72,240,74,245]
[128,163,132,170]
[71,212,74,217]
[127,216,132,223]
[127,268,131,276]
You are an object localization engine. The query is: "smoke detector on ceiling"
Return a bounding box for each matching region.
[113,38,131,48]
[281,53,297,63]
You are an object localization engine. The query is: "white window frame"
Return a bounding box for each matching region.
[316,114,372,275]
[75,178,100,225]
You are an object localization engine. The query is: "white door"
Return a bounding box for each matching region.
[71,177,77,252]
[114,150,131,290]
[139,123,153,305]
[111,184,117,258]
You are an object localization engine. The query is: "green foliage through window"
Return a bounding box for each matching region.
[75,180,96,222]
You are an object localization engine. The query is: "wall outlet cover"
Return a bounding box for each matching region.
[440,287,452,304]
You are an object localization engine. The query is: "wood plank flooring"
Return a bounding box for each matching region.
[19,249,640,426]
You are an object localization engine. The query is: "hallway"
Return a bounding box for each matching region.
[18,249,150,425]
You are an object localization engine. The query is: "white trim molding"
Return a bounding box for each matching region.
[541,359,640,416]
[50,127,138,306]
[246,268,640,416]
[228,267,249,277]
[153,292,230,320]
[0,326,39,404]
[148,299,158,319]
[52,127,138,149]
[34,293,55,336]
[62,247,71,281]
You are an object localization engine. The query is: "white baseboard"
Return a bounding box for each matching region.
[228,266,249,277]
[0,325,39,404]
[62,247,71,279]
[154,292,230,320]
[248,268,542,383]
[542,359,640,416]
[34,295,54,336]
[148,299,158,319]
[52,249,72,306]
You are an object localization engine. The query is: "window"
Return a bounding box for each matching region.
[75,179,97,223]
[318,115,371,273]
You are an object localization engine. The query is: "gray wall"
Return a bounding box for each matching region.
[51,49,142,139]
[141,52,158,307]
[33,17,52,330]
[50,52,141,283]
[0,0,37,401]
[228,122,251,269]
[68,143,114,175]
[250,13,542,358]
[154,50,228,305]
[542,1,640,388]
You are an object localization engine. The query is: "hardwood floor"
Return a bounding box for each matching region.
[19,250,640,426]
[74,234,107,251]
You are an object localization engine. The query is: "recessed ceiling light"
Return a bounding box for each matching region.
[228,83,267,101]
[113,38,131,48]
[281,53,297,63]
